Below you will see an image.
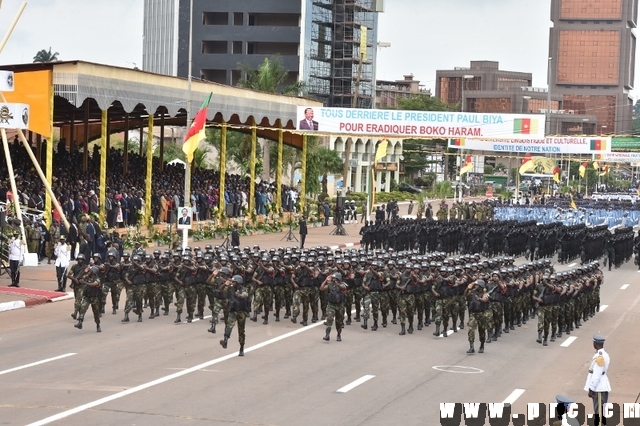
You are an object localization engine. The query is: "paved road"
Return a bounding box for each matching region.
[0,251,638,425]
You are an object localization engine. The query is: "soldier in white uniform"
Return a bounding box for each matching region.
[584,333,611,426]
[553,394,581,426]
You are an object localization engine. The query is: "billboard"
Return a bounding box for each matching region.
[296,106,545,139]
[449,136,612,154]
[593,152,640,163]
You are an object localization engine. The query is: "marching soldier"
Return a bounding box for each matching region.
[320,272,348,342]
[465,279,490,354]
[220,274,250,357]
[73,265,103,332]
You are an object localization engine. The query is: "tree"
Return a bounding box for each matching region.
[394,94,455,178]
[33,47,59,63]
[312,147,344,194]
[236,55,305,95]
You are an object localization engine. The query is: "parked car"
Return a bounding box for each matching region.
[398,182,422,194]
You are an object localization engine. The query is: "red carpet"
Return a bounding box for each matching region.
[0,286,63,301]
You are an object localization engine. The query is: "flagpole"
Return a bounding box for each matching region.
[183,0,194,250]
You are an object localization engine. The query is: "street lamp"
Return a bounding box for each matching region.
[461,75,474,112]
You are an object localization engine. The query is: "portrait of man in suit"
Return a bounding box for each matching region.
[298,107,318,131]
[177,207,192,229]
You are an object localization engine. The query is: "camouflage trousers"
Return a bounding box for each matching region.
[283,285,293,314]
[362,291,381,320]
[292,287,312,321]
[174,284,186,314]
[550,304,560,332]
[388,290,398,318]
[309,286,319,317]
[489,301,504,331]
[160,280,175,310]
[433,297,457,327]
[224,310,247,346]
[564,299,575,328]
[78,295,101,323]
[272,285,286,313]
[254,285,273,315]
[467,310,491,344]
[204,285,217,316]
[72,284,86,313]
[556,304,565,331]
[146,281,161,312]
[196,282,207,314]
[318,288,327,317]
[537,305,553,336]
[211,296,228,325]
[456,294,467,325]
[101,280,122,311]
[124,284,144,315]
[414,293,425,323]
[184,285,197,315]
[397,293,415,324]
[325,302,345,335]
[345,288,362,318]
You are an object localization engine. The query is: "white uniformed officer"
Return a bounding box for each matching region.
[553,394,581,426]
[584,333,611,426]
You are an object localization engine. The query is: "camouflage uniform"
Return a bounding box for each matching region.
[68,258,88,319]
[322,275,347,341]
[75,269,103,331]
[397,268,417,334]
[220,276,250,356]
[123,257,147,322]
[466,282,490,352]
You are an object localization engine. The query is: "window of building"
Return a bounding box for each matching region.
[202,41,227,54]
[248,13,298,27]
[201,69,227,84]
[202,12,228,25]
[234,12,243,25]
[232,41,243,54]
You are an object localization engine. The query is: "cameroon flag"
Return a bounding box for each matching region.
[514,118,538,134]
[183,92,213,163]
[590,139,607,151]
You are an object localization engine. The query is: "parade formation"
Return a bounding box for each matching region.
[62,214,610,359]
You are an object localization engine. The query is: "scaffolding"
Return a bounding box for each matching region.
[309,0,377,108]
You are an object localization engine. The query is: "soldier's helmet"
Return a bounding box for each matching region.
[132,255,141,262]
[76,254,86,261]
[92,253,101,260]
[332,272,342,281]
[123,252,130,258]
[220,266,231,275]
[232,275,244,284]
[89,266,100,275]
[475,279,486,288]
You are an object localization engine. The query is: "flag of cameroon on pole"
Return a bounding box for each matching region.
[183,93,212,163]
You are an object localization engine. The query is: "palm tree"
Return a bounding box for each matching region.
[236,55,305,95]
[33,47,59,63]
[315,148,344,194]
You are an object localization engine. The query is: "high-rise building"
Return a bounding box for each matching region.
[375,74,430,109]
[142,0,383,108]
[549,0,638,135]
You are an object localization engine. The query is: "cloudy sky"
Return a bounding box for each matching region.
[0,0,637,98]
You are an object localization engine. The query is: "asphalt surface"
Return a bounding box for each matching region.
[1,208,638,425]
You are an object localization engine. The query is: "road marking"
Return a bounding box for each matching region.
[27,320,328,426]
[438,329,455,338]
[344,242,354,248]
[621,284,629,290]
[502,388,525,405]
[432,365,483,374]
[599,305,608,312]
[568,263,577,267]
[336,375,375,393]
[0,353,76,377]
[560,336,577,347]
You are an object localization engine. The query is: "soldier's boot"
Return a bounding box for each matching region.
[291,315,297,324]
[492,329,498,341]
[155,307,160,317]
[311,314,318,323]
[361,318,368,330]
[557,329,563,338]
[516,318,522,327]
[509,319,515,330]
[220,334,229,349]
[550,327,556,342]
[408,321,414,334]
[100,306,105,315]
[466,343,475,354]
[96,323,101,333]
[321,311,327,321]
[137,314,143,323]
[399,324,406,335]
[565,325,571,334]
[382,315,387,328]
[197,311,204,320]
[346,315,351,326]
[433,324,441,336]
[284,310,291,319]
[112,307,117,315]
[149,310,156,319]
[543,333,548,346]
[238,344,244,357]
[355,313,361,322]
[174,312,182,323]
[442,326,449,337]
[208,322,216,333]
[451,316,458,332]
[336,332,342,342]
[262,313,269,325]
[371,318,378,331]
[417,320,423,331]
[575,319,581,328]
[74,319,83,329]
[458,318,464,330]
[250,311,258,322]
[275,311,280,322]
[503,324,510,334]
[71,310,77,320]
[391,313,397,325]
[323,329,330,341]
[122,313,130,323]
[478,342,485,354]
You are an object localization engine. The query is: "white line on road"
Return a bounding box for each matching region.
[502,388,525,405]
[438,329,455,338]
[599,305,608,312]
[621,284,629,290]
[27,319,328,426]
[560,336,577,347]
[0,353,76,377]
[568,263,577,267]
[336,375,375,393]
